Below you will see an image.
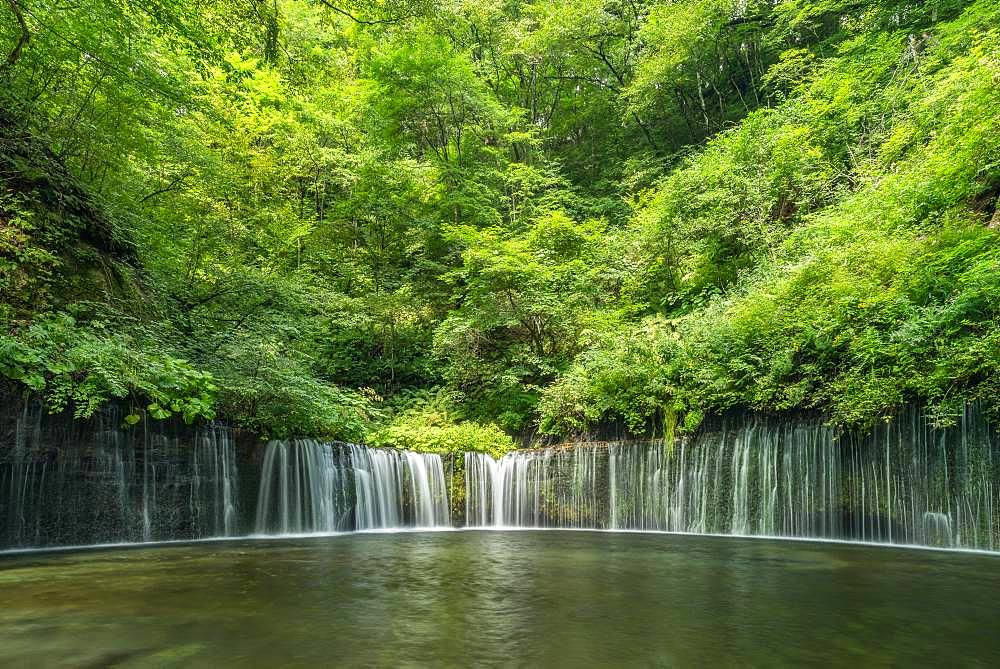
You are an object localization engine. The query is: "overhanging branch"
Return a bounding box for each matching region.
[316,0,418,26]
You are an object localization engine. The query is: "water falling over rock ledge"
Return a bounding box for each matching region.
[464,404,999,550]
[254,440,450,534]
[2,397,998,551]
[0,401,241,548]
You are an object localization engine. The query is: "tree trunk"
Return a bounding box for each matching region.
[3,0,30,72]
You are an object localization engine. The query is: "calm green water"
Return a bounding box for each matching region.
[1,531,998,667]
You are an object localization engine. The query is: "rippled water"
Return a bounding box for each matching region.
[1,531,998,667]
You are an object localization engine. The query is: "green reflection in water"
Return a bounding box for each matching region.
[1,531,998,667]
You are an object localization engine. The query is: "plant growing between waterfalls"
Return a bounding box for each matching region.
[369,408,515,459]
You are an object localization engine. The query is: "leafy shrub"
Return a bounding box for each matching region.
[0,312,216,423]
[368,400,515,458]
[213,342,378,441]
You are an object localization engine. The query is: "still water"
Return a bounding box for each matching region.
[1,531,997,667]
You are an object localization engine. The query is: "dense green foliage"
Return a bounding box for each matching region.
[1,0,997,442]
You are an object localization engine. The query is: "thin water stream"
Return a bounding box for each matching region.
[465,405,999,549]
[254,440,450,533]
[3,403,998,551]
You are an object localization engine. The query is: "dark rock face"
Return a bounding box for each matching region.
[462,405,1000,549]
[0,390,251,548]
[0,107,139,319]
[2,385,997,551]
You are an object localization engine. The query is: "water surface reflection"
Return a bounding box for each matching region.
[0,531,997,666]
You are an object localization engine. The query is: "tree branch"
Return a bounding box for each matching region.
[138,169,193,203]
[316,0,417,26]
[3,0,30,72]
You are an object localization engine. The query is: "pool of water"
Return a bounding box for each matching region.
[1,531,998,667]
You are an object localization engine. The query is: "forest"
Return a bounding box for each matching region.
[1,0,998,454]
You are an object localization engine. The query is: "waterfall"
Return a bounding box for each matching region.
[189,426,240,537]
[466,447,607,528]
[3,392,998,552]
[349,446,449,529]
[255,442,450,534]
[0,405,240,549]
[405,451,450,527]
[255,440,351,534]
[840,403,998,549]
[464,453,500,526]
[464,406,1000,550]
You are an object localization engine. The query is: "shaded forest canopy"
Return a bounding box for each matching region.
[1,0,998,450]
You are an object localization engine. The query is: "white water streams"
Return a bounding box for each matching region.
[405,451,450,527]
[840,405,998,549]
[190,427,240,537]
[1,411,239,548]
[3,400,997,552]
[465,405,1000,550]
[255,440,351,534]
[255,442,449,533]
[465,451,502,526]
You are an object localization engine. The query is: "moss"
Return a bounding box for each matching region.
[0,108,139,320]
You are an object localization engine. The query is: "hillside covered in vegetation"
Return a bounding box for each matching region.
[1,0,998,451]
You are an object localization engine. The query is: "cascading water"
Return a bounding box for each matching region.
[840,403,998,549]
[464,452,502,526]
[405,451,450,527]
[2,389,997,552]
[255,440,352,534]
[255,441,449,534]
[465,404,1000,550]
[465,447,606,527]
[0,403,240,549]
[189,426,240,537]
